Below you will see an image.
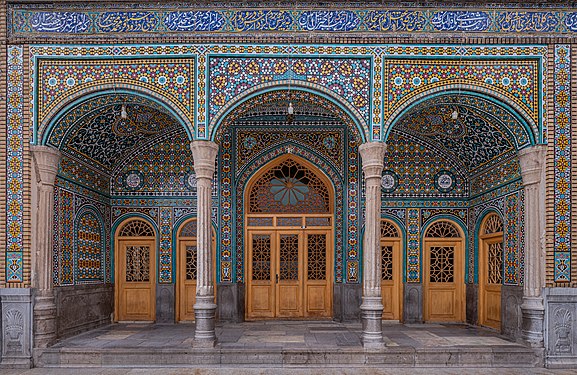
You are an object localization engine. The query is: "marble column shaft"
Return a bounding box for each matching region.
[190,140,219,347]
[518,145,546,347]
[358,142,387,347]
[30,145,61,348]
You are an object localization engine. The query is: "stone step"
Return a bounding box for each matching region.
[35,345,544,368]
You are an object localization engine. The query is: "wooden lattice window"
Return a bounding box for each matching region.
[429,246,454,283]
[185,245,197,281]
[307,234,326,281]
[125,245,150,282]
[180,221,197,237]
[487,242,503,284]
[381,245,393,281]
[248,158,331,214]
[252,235,271,281]
[425,221,460,238]
[119,219,154,237]
[483,214,503,235]
[381,221,399,238]
[279,234,299,280]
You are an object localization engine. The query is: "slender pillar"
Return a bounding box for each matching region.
[358,142,387,347]
[190,140,219,347]
[518,145,546,348]
[30,145,61,348]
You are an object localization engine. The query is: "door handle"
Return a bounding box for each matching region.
[276,274,279,284]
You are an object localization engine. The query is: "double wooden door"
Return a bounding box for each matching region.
[479,215,504,330]
[246,229,332,319]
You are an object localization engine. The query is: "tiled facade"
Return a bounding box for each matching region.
[1,0,577,369]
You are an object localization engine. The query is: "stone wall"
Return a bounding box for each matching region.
[544,288,577,368]
[54,284,113,340]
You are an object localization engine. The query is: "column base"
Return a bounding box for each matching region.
[521,296,544,348]
[193,296,217,348]
[1,288,33,368]
[360,296,384,348]
[33,290,57,349]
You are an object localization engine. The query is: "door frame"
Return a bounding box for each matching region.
[422,219,465,323]
[114,217,157,322]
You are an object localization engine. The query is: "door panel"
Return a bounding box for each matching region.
[117,240,155,321]
[380,241,401,320]
[424,241,463,322]
[247,232,275,319]
[480,237,503,329]
[304,231,331,318]
[178,241,197,321]
[277,232,302,317]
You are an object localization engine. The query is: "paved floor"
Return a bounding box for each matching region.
[50,320,520,350]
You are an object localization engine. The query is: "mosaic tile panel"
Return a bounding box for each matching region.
[470,158,521,197]
[208,56,370,131]
[12,7,577,35]
[553,45,571,283]
[505,193,520,285]
[59,156,110,195]
[58,189,75,285]
[75,210,104,283]
[406,208,420,282]
[159,207,172,283]
[36,59,194,135]
[6,45,24,282]
[384,60,540,139]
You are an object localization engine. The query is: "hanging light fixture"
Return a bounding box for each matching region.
[121,103,128,119]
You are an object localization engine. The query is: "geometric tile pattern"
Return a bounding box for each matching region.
[6,45,24,283]
[406,208,421,282]
[553,44,571,283]
[505,193,521,285]
[75,209,104,283]
[12,7,577,35]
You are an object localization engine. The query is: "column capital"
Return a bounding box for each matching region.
[359,142,387,179]
[31,145,61,186]
[518,145,545,186]
[190,140,218,179]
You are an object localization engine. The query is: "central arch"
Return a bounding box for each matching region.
[244,154,335,320]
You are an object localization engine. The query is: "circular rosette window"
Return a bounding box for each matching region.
[434,170,456,193]
[124,170,144,190]
[380,170,399,193]
[270,177,310,206]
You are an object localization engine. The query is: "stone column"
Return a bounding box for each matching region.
[30,145,61,348]
[358,142,387,347]
[190,140,219,347]
[518,145,546,347]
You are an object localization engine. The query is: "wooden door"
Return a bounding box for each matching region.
[423,221,464,322]
[247,231,275,319]
[479,214,504,330]
[117,239,156,321]
[276,231,303,318]
[380,220,402,320]
[177,240,197,322]
[304,230,331,318]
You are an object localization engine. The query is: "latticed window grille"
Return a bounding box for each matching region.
[381,245,393,281]
[381,220,399,238]
[279,234,299,280]
[248,158,330,214]
[125,245,150,282]
[278,217,302,227]
[180,220,197,237]
[185,245,197,281]
[252,235,271,281]
[119,219,155,237]
[487,242,503,284]
[307,234,326,280]
[306,217,331,226]
[429,246,454,283]
[425,221,460,238]
[483,214,503,234]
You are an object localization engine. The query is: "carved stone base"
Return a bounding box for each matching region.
[360,296,383,348]
[521,296,545,348]
[33,290,57,349]
[1,289,33,368]
[544,288,577,368]
[193,296,217,348]
[403,283,422,323]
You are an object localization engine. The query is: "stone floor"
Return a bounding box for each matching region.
[35,321,545,368]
